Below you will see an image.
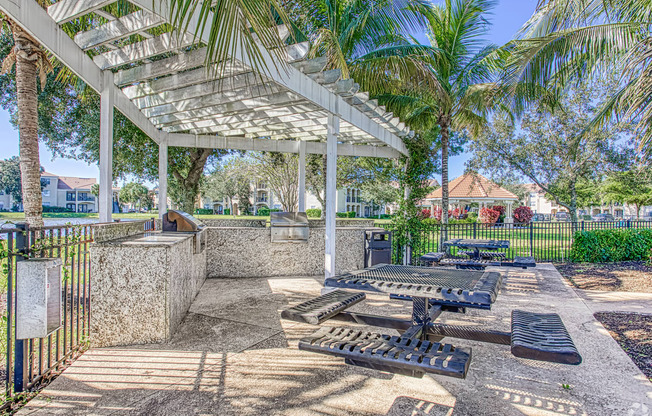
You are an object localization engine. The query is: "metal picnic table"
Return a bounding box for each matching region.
[421,238,535,269]
[281,264,581,379]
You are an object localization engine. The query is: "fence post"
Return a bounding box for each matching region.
[529,222,534,257]
[13,223,29,393]
[473,222,477,239]
[581,221,584,232]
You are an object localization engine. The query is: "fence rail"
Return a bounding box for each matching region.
[380,220,652,264]
[0,219,156,400]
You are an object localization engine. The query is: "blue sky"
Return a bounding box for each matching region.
[0,0,537,185]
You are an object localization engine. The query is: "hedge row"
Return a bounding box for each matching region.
[570,228,652,262]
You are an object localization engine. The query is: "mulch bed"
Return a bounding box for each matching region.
[555,261,652,293]
[594,312,652,381]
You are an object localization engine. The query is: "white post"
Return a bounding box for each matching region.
[158,136,168,218]
[325,114,339,279]
[298,140,306,212]
[99,71,114,223]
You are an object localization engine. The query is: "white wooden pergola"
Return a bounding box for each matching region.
[0,0,412,277]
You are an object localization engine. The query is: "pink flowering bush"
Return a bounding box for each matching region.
[513,206,534,224]
[479,207,500,225]
[420,208,431,219]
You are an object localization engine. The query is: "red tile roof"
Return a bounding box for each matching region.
[426,173,517,200]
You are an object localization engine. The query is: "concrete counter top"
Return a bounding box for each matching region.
[93,231,196,247]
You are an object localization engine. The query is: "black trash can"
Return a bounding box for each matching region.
[365,230,392,267]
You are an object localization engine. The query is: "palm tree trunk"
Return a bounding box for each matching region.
[13,27,43,228]
[440,124,450,242]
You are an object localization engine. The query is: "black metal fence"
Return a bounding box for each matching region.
[0,219,156,400]
[380,220,652,264]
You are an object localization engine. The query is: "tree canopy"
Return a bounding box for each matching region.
[468,80,632,222]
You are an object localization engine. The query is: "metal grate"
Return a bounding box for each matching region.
[281,290,365,325]
[346,265,481,289]
[299,326,472,378]
[325,265,502,307]
[511,310,582,365]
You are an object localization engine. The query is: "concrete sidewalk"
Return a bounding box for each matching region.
[574,288,652,314]
[17,264,652,416]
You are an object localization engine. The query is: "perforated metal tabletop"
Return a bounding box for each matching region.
[325,264,502,308]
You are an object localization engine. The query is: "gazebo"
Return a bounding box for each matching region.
[425,173,519,218]
[1,0,413,278]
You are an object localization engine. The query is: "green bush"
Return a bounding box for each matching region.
[347,211,356,218]
[336,212,348,218]
[42,206,74,213]
[256,208,280,216]
[379,214,392,219]
[195,208,213,215]
[223,208,230,215]
[306,208,321,218]
[569,228,652,262]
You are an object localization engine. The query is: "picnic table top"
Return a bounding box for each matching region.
[442,238,510,250]
[324,264,502,308]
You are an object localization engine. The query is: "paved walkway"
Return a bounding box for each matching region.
[574,288,652,314]
[17,264,652,416]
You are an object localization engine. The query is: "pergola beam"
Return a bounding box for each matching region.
[167,133,402,158]
[74,9,165,50]
[0,0,160,142]
[151,101,317,127]
[94,31,197,69]
[131,0,408,156]
[47,0,114,23]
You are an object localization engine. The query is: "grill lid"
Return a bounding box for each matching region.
[162,210,205,232]
[270,212,309,227]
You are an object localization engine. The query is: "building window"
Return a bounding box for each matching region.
[42,190,50,197]
[43,178,50,186]
[67,192,76,201]
[66,203,75,211]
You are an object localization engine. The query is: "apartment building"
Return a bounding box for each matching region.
[201,180,384,217]
[0,172,120,213]
[523,183,652,218]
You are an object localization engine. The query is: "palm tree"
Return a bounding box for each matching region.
[504,0,651,153]
[0,17,53,227]
[379,0,503,233]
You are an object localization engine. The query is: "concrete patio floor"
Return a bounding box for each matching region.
[17,264,652,416]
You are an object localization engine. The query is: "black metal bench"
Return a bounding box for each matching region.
[299,326,472,378]
[511,310,581,365]
[419,252,445,264]
[512,256,536,268]
[439,257,500,270]
[281,290,366,325]
[459,250,507,260]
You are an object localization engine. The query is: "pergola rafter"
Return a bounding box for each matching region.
[0,0,414,278]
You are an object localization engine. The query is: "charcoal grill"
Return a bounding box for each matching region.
[162,209,206,253]
[270,212,309,243]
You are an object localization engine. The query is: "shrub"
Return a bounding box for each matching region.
[195,208,213,215]
[257,208,280,216]
[42,206,74,213]
[336,212,348,218]
[223,208,230,215]
[468,212,478,221]
[420,208,431,219]
[379,214,392,219]
[513,206,533,224]
[492,206,506,216]
[479,207,500,224]
[347,211,356,218]
[306,208,321,218]
[570,228,652,262]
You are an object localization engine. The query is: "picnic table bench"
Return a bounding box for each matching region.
[281,264,581,379]
[420,238,536,269]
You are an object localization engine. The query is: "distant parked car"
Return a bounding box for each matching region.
[532,213,546,222]
[592,213,615,222]
[555,212,570,221]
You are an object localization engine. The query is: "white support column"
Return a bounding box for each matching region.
[99,70,114,223]
[158,135,168,218]
[325,114,339,279]
[298,140,306,212]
